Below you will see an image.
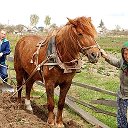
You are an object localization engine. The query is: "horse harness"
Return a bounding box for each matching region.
[30,36,80,73]
[24,33,100,88]
[30,33,100,73]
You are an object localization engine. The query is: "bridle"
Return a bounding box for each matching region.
[76,38,100,55]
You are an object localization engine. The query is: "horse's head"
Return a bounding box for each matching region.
[67,16,100,63]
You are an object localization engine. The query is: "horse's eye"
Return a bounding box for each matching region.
[78,33,83,37]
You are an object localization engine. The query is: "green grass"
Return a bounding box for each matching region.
[96,36,128,53]
[71,70,117,128]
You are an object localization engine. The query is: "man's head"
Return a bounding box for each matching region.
[0,30,6,40]
[122,41,128,62]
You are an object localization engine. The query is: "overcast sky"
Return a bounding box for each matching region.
[1,0,128,30]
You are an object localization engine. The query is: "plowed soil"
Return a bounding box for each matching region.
[0,92,83,128]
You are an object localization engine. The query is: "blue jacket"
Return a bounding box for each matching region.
[0,38,11,64]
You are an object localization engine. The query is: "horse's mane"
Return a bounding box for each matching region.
[55,26,79,63]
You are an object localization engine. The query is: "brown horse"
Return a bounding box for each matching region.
[14,16,100,127]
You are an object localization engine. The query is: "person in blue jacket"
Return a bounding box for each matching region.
[0,29,11,82]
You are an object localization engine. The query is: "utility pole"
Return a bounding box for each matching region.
[8,20,10,25]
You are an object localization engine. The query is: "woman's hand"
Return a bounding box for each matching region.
[100,49,108,58]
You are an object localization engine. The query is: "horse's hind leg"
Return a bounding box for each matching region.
[25,77,35,112]
[56,83,71,127]
[15,69,24,103]
[16,69,34,112]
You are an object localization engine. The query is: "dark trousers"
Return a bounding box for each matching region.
[117,96,128,128]
[0,64,8,82]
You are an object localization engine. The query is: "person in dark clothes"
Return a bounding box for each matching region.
[101,41,128,128]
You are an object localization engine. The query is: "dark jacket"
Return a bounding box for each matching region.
[0,38,11,64]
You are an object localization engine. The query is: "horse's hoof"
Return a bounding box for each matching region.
[25,105,33,114]
[47,121,55,126]
[26,106,33,111]
[26,109,33,114]
[25,104,33,112]
[56,123,65,128]
[47,113,55,126]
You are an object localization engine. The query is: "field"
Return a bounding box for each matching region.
[4,34,128,128]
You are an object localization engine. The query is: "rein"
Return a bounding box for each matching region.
[78,42,100,55]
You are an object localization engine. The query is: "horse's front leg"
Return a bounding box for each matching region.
[56,82,71,127]
[45,81,55,126]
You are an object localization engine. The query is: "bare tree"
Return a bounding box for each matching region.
[44,15,51,28]
[15,24,24,33]
[0,24,4,30]
[5,25,15,34]
[30,14,39,27]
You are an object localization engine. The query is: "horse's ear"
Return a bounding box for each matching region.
[88,17,91,22]
[67,17,77,26]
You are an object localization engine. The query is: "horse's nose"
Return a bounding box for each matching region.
[91,52,97,58]
[87,52,100,63]
[91,52,100,59]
